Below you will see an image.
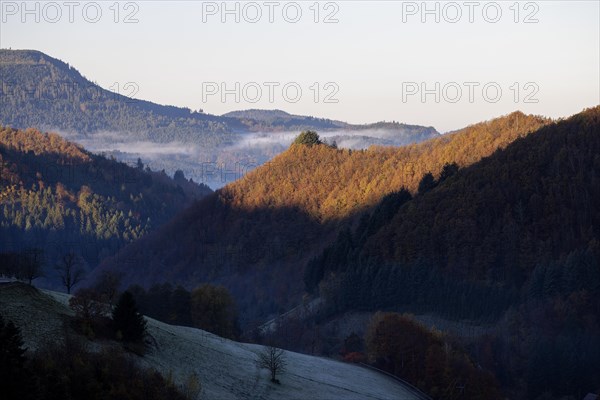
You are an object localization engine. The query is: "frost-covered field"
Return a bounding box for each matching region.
[0,283,72,351]
[1,283,420,400]
[140,320,418,399]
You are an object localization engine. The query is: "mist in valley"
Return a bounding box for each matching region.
[58,126,436,189]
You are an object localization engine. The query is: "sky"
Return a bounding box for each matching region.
[1,0,598,133]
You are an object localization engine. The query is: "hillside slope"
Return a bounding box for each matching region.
[300,106,600,399]
[0,282,422,400]
[96,111,551,326]
[308,106,600,317]
[0,126,211,285]
[0,49,241,145]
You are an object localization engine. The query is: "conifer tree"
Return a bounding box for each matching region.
[112,291,147,343]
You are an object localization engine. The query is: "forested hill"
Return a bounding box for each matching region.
[303,106,600,399]
[0,49,243,145]
[307,106,600,312]
[221,108,438,140]
[95,111,551,326]
[0,50,438,145]
[221,109,346,131]
[0,126,211,282]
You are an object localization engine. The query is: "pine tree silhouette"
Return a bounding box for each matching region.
[112,291,147,343]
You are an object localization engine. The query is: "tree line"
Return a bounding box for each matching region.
[127,283,240,339]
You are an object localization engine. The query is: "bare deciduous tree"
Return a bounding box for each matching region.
[257,345,287,383]
[56,251,85,294]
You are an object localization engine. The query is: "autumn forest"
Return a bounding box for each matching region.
[1,48,599,400]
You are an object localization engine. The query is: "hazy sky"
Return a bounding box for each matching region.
[1,0,598,132]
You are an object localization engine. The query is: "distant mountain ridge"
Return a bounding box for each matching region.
[0,49,438,141]
[224,109,439,147]
[223,109,345,127]
[0,49,440,187]
[0,49,242,145]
